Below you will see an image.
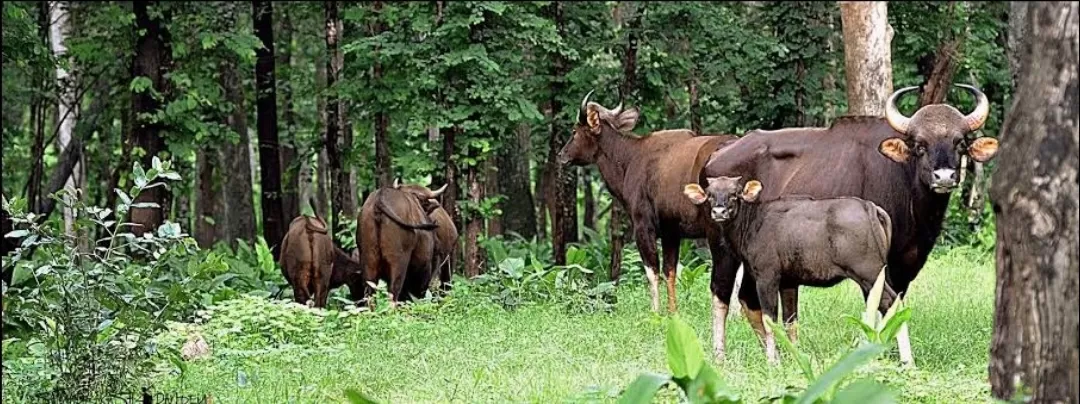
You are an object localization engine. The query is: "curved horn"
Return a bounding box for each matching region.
[393,177,400,188]
[884,86,918,135]
[578,90,595,125]
[611,88,625,115]
[956,84,989,132]
[430,183,449,198]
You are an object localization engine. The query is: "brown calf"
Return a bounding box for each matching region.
[279,215,363,308]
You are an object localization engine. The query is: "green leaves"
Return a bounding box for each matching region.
[666,316,705,380]
[618,316,740,404]
[796,343,887,404]
[344,389,381,404]
[618,372,672,404]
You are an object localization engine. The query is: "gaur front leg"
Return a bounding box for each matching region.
[632,222,661,314]
[738,268,766,343]
[661,236,682,314]
[781,286,799,343]
[754,272,781,366]
[708,230,740,362]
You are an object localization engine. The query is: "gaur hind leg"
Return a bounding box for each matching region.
[631,217,661,314]
[708,234,741,362]
[660,235,682,314]
[753,271,782,365]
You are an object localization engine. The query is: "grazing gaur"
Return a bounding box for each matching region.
[701,84,999,365]
[557,90,738,314]
[357,183,445,306]
[685,177,899,365]
[279,215,363,308]
[390,179,458,292]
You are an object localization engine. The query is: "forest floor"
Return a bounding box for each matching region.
[152,246,996,404]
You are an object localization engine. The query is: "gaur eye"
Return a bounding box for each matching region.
[915,145,927,156]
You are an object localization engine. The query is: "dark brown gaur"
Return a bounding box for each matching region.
[357,183,446,307]
[685,177,896,365]
[279,215,363,308]
[557,90,738,314]
[700,84,998,365]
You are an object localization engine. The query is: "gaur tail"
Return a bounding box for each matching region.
[870,203,893,265]
[376,191,439,231]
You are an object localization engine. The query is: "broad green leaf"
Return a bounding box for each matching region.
[844,315,880,341]
[831,379,897,404]
[666,316,705,380]
[796,343,886,404]
[879,308,912,344]
[863,268,888,326]
[344,389,380,404]
[683,364,741,404]
[617,372,672,404]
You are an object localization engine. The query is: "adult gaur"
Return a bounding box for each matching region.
[701,84,1000,365]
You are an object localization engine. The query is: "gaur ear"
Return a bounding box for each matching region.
[587,105,602,134]
[614,108,640,133]
[683,184,708,205]
[879,137,911,163]
[740,180,762,203]
[968,137,999,163]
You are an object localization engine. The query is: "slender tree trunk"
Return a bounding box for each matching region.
[917,3,964,108]
[278,5,299,221]
[535,163,549,239]
[688,69,701,134]
[49,0,80,237]
[371,1,392,188]
[546,0,578,265]
[26,1,50,218]
[838,1,893,116]
[823,18,838,126]
[128,0,172,237]
[253,0,285,257]
[464,164,483,278]
[495,123,537,239]
[315,46,330,219]
[582,169,596,232]
[988,2,1079,401]
[608,1,641,282]
[442,127,459,230]
[325,0,354,232]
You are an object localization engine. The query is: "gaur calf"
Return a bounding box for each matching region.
[280,215,363,308]
[684,176,902,365]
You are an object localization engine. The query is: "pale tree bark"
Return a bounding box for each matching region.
[988,2,1079,402]
[464,164,483,278]
[1007,2,1029,88]
[49,0,81,237]
[838,1,893,116]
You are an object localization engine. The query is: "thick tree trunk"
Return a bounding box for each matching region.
[823,18,838,126]
[253,0,285,257]
[219,1,256,245]
[838,1,893,116]
[194,148,223,248]
[464,164,482,278]
[49,0,80,237]
[315,47,330,219]
[278,6,299,221]
[128,0,172,237]
[608,2,641,282]
[496,123,537,240]
[988,2,1079,402]
[1007,2,1029,88]
[688,70,701,134]
[26,1,49,217]
[534,164,549,239]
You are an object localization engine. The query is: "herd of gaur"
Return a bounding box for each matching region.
[277,84,1000,366]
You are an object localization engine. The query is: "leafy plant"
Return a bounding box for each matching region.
[1,158,207,401]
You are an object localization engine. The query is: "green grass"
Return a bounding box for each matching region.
[152,246,997,404]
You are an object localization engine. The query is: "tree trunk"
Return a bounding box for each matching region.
[128,0,172,237]
[823,17,838,126]
[194,147,223,248]
[278,5,299,221]
[917,3,965,108]
[49,0,80,237]
[582,169,596,232]
[442,126,459,230]
[325,0,354,232]
[371,1,392,189]
[496,123,537,240]
[464,164,482,278]
[534,163,549,239]
[253,0,285,257]
[838,1,893,116]
[26,1,50,220]
[315,45,330,219]
[218,1,256,245]
[988,2,1079,402]
[1007,2,1029,88]
[608,1,642,282]
[546,0,578,266]
[688,70,701,134]
[484,157,501,237]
